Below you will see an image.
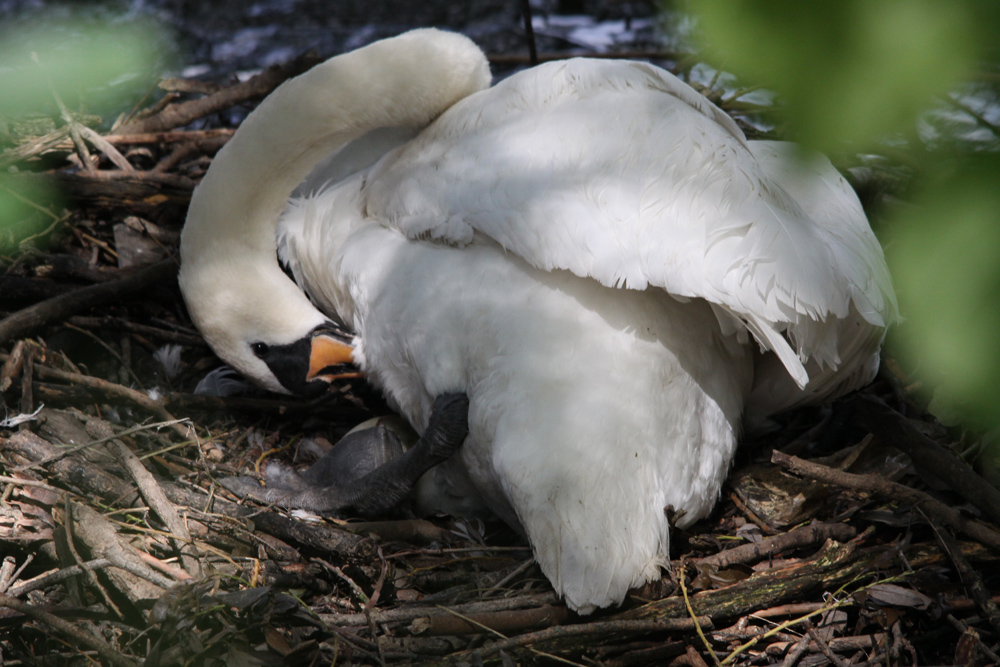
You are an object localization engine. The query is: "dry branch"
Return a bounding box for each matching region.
[0,340,29,393]
[21,364,192,438]
[7,559,112,598]
[625,541,874,622]
[100,421,203,578]
[410,603,571,636]
[67,315,206,347]
[932,523,1000,634]
[101,128,235,146]
[696,523,856,569]
[446,616,714,665]
[0,593,140,667]
[3,429,137,503]
[112,52,324,136]
[771,450,1000,552]
[160,481,371,558]
[0,259,176,345]
[846,394,1000,526]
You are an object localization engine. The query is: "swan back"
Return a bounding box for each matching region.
[360,58,897,394]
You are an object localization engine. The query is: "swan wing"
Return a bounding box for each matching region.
[362,59,897,390]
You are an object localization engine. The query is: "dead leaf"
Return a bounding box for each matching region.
[865,583,933,610]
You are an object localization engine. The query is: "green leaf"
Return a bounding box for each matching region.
[887,155,1000,429]
[689,0,981,153]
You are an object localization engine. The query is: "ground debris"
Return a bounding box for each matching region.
[1,34,999,667]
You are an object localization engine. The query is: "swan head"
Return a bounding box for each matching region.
[178,28,492,397]
[179,256,357,396]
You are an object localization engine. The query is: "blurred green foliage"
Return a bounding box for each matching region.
[887,156,1000,427]
[687,0,1000,432]
[0,13,165,116]
[0,9,168,254]
[0,176,61,251]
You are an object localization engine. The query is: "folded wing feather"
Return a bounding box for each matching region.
[361,59,897,394]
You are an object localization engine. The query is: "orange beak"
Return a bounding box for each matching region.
[307,333,362,382]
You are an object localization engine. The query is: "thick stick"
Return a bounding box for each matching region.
[0,593,140,667]
[846,394,1000,526]
[696,523,857,569]
[772,450,1000,552]
[0,259,175,346]
[112,52,323,136]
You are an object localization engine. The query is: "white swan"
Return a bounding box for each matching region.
[179,29,897,613]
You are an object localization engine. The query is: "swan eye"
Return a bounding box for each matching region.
[251,342,270,358]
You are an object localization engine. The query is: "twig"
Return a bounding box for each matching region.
[771,450,1000,552]
[520,0,538,66]
[847,394,1000,526]
[467,616,713,662]
[317,559,369,608]
[686,644,712,667]
[729,492,779,535]
[12,417,190,473]
[365,546,388,612]
[681,558,721,666]
[625,540,875,623]
[112,52,324,136]
[321,593,557,628]
[410,604,571,637]
[67,316,207,347]
[435,605,588,667]
[71,503,176,590]
[7,559,112,598]
[491,557,536,590]
[0,593,140,667]
[0,126,72,171]
[946,614,1000,663]
[0,259,176,345]
[0,474,64,493]
[105,424,202,579]
[696,523,857,569]
[100,128,235,145]
[0,554,33,594]
[135,550,193,582]
[22,362,192,439]
[929,519,1000,634]
[768,634,886,656]
[0,339,29,393]
[778,633,811,667]
[72,168,197,189]
[19,343,34,428]
[805,620,851,667]
[750,602,830,619]
[66,499,124,618]
[76,125,134,172]
[720,597,847,666]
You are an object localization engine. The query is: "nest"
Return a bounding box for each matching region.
[1,46,998,667]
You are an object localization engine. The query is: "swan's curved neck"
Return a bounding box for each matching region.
[181,29,491,265]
